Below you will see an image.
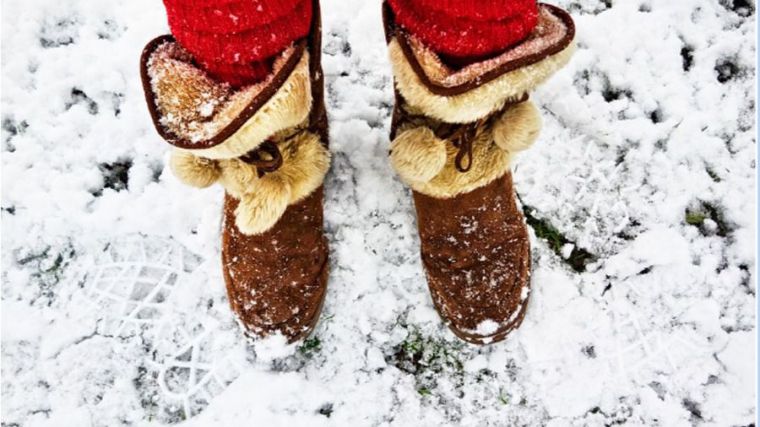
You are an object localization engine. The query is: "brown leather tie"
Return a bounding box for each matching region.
[240,141,283,177]
[447,118,484,173]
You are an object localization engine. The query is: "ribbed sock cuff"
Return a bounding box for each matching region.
[388,0,538,64]
[163,0,312,87]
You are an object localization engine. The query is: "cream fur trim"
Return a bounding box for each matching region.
[169,131,330,235]
[492,100,542,153]
[388,39,575,123]
[390,125,512,199]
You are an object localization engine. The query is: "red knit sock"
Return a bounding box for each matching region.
[388,0,539,66]
[163,0,312,87]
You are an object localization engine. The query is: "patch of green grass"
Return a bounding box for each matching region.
[400,331,423,358]
[393,328,463,374]
[388,327,465,397]
[529,216,564,253]
[498,392,509,405]
[298,336,321,356]
[685,202,731,237]
[521,205,596,272]
[685,212,707,226]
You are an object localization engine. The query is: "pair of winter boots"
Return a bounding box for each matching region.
[140,1,575,345]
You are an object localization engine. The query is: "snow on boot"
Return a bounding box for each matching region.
[140,0,330,343]
[384,2,575,344]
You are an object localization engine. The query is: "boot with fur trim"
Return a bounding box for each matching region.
[140,0,330,343]
[384,2,575,345]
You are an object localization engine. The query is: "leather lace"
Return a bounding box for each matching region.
[401,94,529,174]
[240,141,283,177]
[441,118,486,173]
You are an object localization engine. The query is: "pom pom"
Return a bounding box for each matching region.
[492,101,542,153]
[218,159,259,198]
[169,150,221,188]
[390,127,448,183]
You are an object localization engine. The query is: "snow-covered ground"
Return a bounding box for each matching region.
[1,0,757,425]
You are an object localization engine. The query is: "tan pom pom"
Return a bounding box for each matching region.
[390,127,448,183]
[218,159,259,199]
[492,101,542,153]
[169,150,220,188]
[234,177,291,235]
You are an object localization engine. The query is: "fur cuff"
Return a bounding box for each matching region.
[144,40,312,160]
[170,131,330,235]
[388,5,574,124]
[389,39,573,124]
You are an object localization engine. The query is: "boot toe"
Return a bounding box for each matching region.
[413,174,532,345]
[425,248,531,345]
[222,190,329,343]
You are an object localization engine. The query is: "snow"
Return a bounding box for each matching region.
[473,319,500,336]
[1,0,756,426]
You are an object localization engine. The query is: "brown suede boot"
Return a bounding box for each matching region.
[140,0,330,343]
[383,2,575,344]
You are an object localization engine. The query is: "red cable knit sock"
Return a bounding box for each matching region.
[388,0,539,66]
[163,0,312,87]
